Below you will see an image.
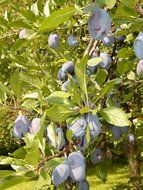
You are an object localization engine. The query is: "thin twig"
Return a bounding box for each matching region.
[83,37,95,57]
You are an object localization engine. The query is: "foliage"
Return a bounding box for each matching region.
[0,0,143,189]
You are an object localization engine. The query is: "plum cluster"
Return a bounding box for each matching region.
[52,151,89,189]
[13,115,41,138]
[48,33,79,49]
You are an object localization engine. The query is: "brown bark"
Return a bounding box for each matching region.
[128,140,142,190]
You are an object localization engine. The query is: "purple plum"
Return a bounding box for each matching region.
[134,32,143,60]
[136,60,143,78]
[68,117,87,138]
[102,35,114,47]
[67,35,79,47]
[29,118,41,135]
[78,179,89,190]
[68,151,86,182]
[100,52,112,71]
[88,8,111,40]
[13,115,30,138]
[48,33,59,49]
[57,68,67,81]
[62,61,74,74]
[52,160,70,186]
[86,113,101,138]
[91,148,102,164]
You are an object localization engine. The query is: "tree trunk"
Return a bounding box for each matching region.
[128,140,142,190]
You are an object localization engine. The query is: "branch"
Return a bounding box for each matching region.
[0,103,32,114]
[83,37,95,56]
[135,5,143,16]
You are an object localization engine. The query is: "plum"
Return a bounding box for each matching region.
[134,32,143,60]
[120,126,128,134]
[136,60,143,77]
[52,160,70,186]
[112,126,128,140]
[67,35,79,47]
[86,113,101,138]
[78,179,89,190]
[102,35,114,47]
[19,29,27,39]
[128,133,135,142]
[91,148,102,164]
[68,151,85,182]
[48,33,59,49]
[13,115,30,138]
[68,117,87,138]
[29,118,41,135]
[62,61,74,74]
[61,79,77,92]
[57,68,67,81]
[77,135,87,152]
[112,126,122,140]
[88,8,111,40]
[100,52,112,71]
[115,28,125,42]
[61,81,70,92]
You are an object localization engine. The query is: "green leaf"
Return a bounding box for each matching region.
[96,0,106,6]
[82,3,97,13]
[0,0,10,6]
[0,170,15,179]
[37,0,43,13]
[94,79,117,102]
[43,158,65,171]
[11,147,27,159]
[46,105,76,123]
[47,123,57,148]
[79,107,90,114]
[119,0,136,8]
[23,92,39,99]
[96,69,108,86]
[0,82,11,101]
[75,56,88,99]
[45,91,71,105]
[0,156,28,166]
[11,39,26,52]
[39,7,76,32]
[21,99,38,109]
[9,20,32,29]
[66,129,73,141]
[25,139,39,166]
[21,9,37,22]
[117,60,133,74]
[54,0,66,6]
[10,69,21,99]
[69,77,81,105]
[87,57,102,66]
[0,175,26,190]
[100,107,131,126]
[95,160,111,183]
[34,172,51,189]
[20,73,42,89]
[106,0,116,9]
[86,125,90,144]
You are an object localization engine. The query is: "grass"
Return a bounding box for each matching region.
[87,163,129,190]
[0,163,142,190]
